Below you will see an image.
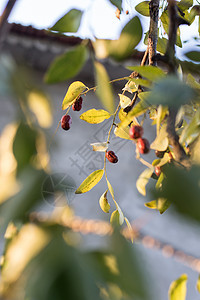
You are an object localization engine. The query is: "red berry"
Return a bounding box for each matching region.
[155,166,161,177]
[137,138,150,154]
[106,151,118,163]
[61,115,72,130]
[155,150,165,158]
[72,96,83,111]
[129,125,144,139]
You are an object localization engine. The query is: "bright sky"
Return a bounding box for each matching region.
[0,0,199,54]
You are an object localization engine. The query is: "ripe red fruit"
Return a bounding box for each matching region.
[61,115,72,130]
[155,166,161,177]
[129,125,144,139]
[137,138,150,154]
[106,151,118,163]
[72,97,83,112]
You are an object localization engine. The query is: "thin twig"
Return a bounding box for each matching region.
[0,0,18,51]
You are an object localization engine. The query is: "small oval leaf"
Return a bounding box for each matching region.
[80,109,111,124]
[94,61,115,113]
[99,190,110,213]
[168,274,187,300]
[114,126,132,140]
[150,124,169,151]
[49,9,83,33]
[75,169,104,194]
[62,81,87,110]
[90,142,108,152]
[135,1,150,16]
[136,168,154,196]
[118,94,132,109]
[110,210,120,226]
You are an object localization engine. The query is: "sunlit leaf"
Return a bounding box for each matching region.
[145,198,170,214]
[62,81,87,110]
[127,77,151,88]
[197,274,200,293]
[127,66,165,82]
[27,91,52,128]
[75,169,104,194]
[80,109,111,124]
[94,61,115,113]
[107,179,115,199]
[108,16,142,61]
[2,224,49,283]
[113,200,124,225]
[114,126,132,140]
[135,1,150,16]
[124,217,134,243]
[168,274,187,300]
[90,142,108,152]
[110,210,120,225]
[185,51,200,62]
[118,94,132,109]
[99,190,110,213]
[136,168,154,196]
[49,9,83,33]
[150,124,169,151]
[45,45,88,84]
[118,108,127,121]
[187,73,200,89]
[180,109,200,145]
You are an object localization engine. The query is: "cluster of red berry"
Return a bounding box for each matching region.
[129,125,150,154]
[61,96,83,130]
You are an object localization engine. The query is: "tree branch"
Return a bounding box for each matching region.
[148,0,160,66]
[0,0,18,51]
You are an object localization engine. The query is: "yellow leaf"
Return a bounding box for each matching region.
[150,124,169,151]
[136,168,154,196]
[118,108,127,121]
[110,210,120,226]
[114,126,132,140]
[80,109,111,124]
[28,91,52,128]
[168,274,187,300]
[90,142,108,152]
[106,179,114,199]
[62,81,87,110]
[118,94,132,109]
[124,217,134,243]
[99,190,110,213]
[94,61,115,113]
[113,199,124,225]
[75,169,104,194]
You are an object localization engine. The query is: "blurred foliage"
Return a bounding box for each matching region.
[1,0,200,299]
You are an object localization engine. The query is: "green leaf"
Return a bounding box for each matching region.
[197,274,200,293]
[145,198,170,214]
[136,168,154,196]
[110,210,120,225]
[119,98,149,129]
[160,11,182,47]
[94,61,115,114]
[99,190,110,213]
[180,109,200,145]
[113,200,124,225]
[157,37,168,54]
[150,124,169,151]
[45,45,88,84]
[118,94,132,109]
[108,16,142,61]
[147,76,196,108]
[187,73,200,89]
[62,81,87,110]
[127,77,151,88]
[135,1,150,17]
[127,66,165,82]
[114,126,132,140]
[75,169,104,194]
[168,274,187,300]
[49,9,83,33]
[185,51,200,62]
[80,109,111,124]
[109,0,122,10]
[178,0,193,11]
